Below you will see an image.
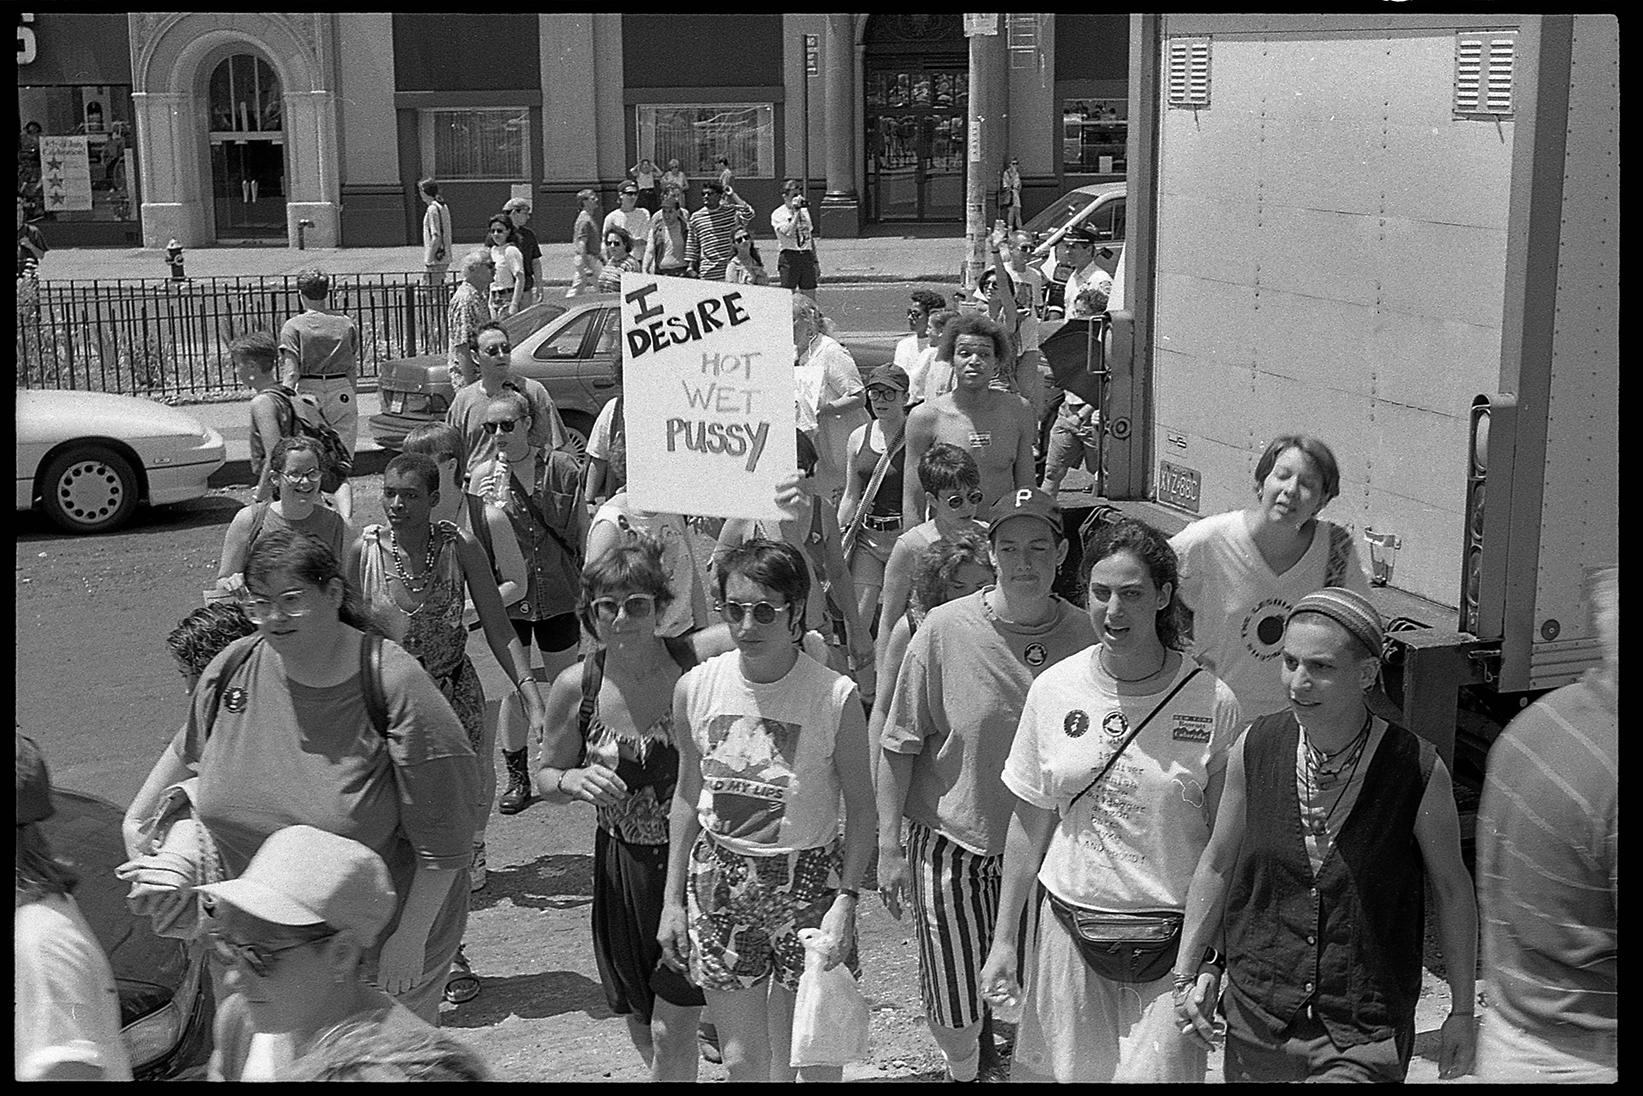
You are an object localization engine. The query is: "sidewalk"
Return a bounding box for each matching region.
[40,230,969,285]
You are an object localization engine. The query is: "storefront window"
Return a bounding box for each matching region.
[418,108,530,181]
[17,85,137,222]
[1062,97,1127,175]
[636,104,774,178]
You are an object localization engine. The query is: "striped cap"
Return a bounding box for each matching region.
[1287,587,1384,658]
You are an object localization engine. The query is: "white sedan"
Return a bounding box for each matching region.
[15,389,226,534]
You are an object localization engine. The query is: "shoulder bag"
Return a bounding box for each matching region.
[1045,665,1201,984]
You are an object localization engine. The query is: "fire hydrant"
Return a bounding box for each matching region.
[165,239,186,281]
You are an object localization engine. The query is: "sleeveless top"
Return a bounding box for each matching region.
[358,522,468,682]
[578,639,698,845]
[851,421,906,520]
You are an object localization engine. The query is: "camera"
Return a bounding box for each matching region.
[794,197,808,208]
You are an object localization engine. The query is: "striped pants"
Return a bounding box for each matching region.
[906,819,1004,1030]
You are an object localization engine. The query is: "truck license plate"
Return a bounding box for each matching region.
[1158,459,1201,513]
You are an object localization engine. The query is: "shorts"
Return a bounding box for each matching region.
[778,249,819,292]
[685,833,858,993]
[1221,987,1413,1083]
[293,375,359,453]
[593,827,706,1024]
[511,613,580,655]
[847,524,899,594]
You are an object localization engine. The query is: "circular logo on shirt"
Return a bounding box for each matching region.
[1102,711,1129,738]
[223,687,248,714]
[1241,596,1293,660]
[1064,709,1091,738]
[1024,642,1048,667]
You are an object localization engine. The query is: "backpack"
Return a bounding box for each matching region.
[203,634,390,742]
[270,387,354,494]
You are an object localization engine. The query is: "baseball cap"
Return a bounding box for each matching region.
[16,732,54,826]
[195,825,397,942]
[619,183,639,196]
[502,197,531,213]
[1287,588,1406,723]
[1065,225,1100,245]
[985,487,1062,540]
[866,364,910,393]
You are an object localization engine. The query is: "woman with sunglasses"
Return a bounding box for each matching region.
[597,225,642,293]
[125,528,479,1032]
[724,229,769,285]
[658,539,876,1082]
[194,825,436,1081]
[467,390,587,814]
[486,214,526,318]
[537,541,738,1080]
[215,436,347,596]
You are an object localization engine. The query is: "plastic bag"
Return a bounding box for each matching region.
[789,928,871,1067]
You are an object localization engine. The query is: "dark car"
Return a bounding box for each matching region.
[38,788,214,1079]
[370,294,899,453]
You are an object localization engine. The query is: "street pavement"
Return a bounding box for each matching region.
[38,230,970,285]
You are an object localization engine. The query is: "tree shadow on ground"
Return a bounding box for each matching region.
[469,851,594,914]
[13,494,242,541]
[441,968,615,1027]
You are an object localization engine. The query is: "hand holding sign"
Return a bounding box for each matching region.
[621,274,797,522]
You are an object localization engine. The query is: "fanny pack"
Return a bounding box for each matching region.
[1045,894,1183,984]
[1049,665,1201,983]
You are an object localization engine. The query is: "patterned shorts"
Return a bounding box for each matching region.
[685,833,859,993]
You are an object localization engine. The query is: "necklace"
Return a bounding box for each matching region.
[1098,646,1168,684]
[389,526,439,595]
[1302,712,1372,780]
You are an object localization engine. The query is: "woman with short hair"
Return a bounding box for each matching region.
[1168,434,1372,721]
[216,435,347,595]
[724,229,770,285]
[598,226,642,293]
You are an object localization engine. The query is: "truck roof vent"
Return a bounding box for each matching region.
[1454,31,1516,118]
[1166,37,1212,108]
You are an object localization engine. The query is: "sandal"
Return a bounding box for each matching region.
[444,946,481,1005]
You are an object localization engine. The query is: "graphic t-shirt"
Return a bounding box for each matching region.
[682,650,859,856]
[1170,511,1370,721]
[1002,653,1241,911]
[883,588,1098,856]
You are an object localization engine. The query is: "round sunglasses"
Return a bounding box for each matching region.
[943,489,986,510]
[716,598,790,625]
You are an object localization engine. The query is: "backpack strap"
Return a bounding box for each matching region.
[203,637,264,742]
[662,634,699,673]
[574,647,607,766]
[359,633,390,739]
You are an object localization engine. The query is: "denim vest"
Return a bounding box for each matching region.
[1225,711,1434,1046]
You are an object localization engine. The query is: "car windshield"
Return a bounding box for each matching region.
[501,302,567,340]
[1022,191,1097,237]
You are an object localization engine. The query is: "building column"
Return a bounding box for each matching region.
[820,12,860,237]
[283,89,341,248]
[132,90,209,248]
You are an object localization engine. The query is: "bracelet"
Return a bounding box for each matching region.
[837,887,860,900]
[554,769,569,794]
[1201,946,1226,971]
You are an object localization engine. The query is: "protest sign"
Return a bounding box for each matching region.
[620,273,795,521]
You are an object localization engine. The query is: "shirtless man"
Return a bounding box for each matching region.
[902,313,1036,528]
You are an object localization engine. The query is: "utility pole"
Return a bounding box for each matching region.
[963,14,1002,291]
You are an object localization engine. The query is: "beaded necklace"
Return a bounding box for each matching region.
[1298,712,1373,838]
[389,525,439,595]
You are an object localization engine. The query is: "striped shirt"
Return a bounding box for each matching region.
[685,204,753,282]
[1475,670,1617,1046]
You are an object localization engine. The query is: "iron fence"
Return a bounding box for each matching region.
[15,273,456,399]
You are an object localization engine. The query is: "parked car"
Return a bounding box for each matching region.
[38,787,214,1079]
[1021,181,1126,314]
[370,293,899,453]
[15,390,227,534]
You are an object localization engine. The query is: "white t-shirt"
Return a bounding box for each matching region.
[1002,654,1241,911]
[794,335,869,492]
[682,649,858,856]
[15,892,134,1081]
[894,333,926,374]
[771,203,816,252]
[592,493,708,638]
[604,207,654,258]
[1170,511,1371,721]
[490,243,524,292]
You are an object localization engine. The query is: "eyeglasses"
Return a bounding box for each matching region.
[943,489,986,510]
[239,589,317,622]
[489,227,509,235]
[281,468,322,483]
[734,236,751,243]
[207,930,335,978]
[481,419,520,435]
[716,599,790,625]
[867,387,902,399]
[907,308,926,317]
[591,594,658,621]
[479,344,511,357]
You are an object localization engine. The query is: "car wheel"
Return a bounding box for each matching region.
[41,444,139,534]
[559,412,593,463]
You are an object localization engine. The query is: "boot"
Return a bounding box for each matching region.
[499,748,533,815]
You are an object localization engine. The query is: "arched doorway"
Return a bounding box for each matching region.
[207,53,286,239]
[863,14,968,223]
